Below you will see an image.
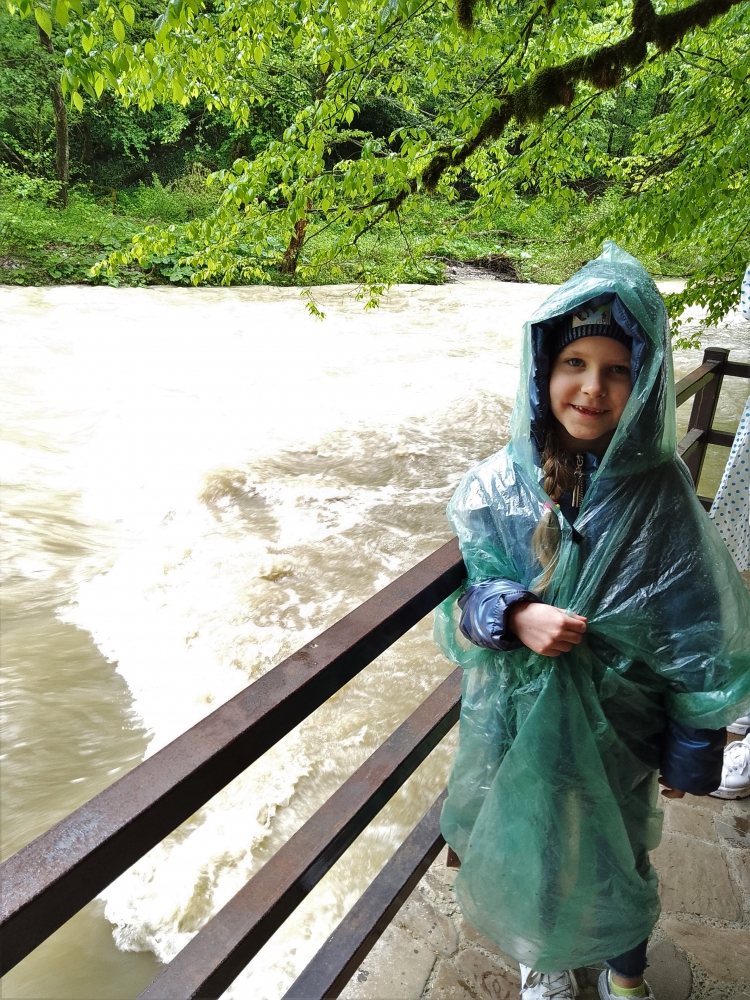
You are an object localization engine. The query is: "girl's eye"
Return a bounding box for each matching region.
[611,365,630,375]
[566,358,585,368]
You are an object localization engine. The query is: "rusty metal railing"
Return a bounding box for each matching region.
[140,677,461,999]
[282,790,449,1000]
[2,349,748,1000]
[0,540,464,978]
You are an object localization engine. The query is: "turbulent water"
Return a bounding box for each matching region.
[1,281,748,1000]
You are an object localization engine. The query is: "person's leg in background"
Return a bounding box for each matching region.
[712,721,750,800]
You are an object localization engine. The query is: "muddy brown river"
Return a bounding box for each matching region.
[1,281,748,999]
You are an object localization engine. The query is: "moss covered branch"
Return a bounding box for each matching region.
[406,0,747,202]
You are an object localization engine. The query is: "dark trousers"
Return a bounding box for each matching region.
[606,937,649,978]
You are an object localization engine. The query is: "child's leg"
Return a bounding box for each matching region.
[606,938,648,992]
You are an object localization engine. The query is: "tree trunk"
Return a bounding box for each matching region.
[37,25,69,208]
[281,203,310,275]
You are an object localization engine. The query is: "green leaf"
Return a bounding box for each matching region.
[123,4,135,25]
[155,14,170,42]
[72,90,83,111]
[113,18,125,42]
[54,0,68,27]
[34,5,53,36]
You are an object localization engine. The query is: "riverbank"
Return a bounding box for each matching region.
[0,181,691,290]
[341,778,750,1000]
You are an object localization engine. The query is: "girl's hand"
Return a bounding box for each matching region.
[507,602,587,657]
[658,779,686,799]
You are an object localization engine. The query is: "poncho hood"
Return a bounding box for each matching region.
[511,241,670,476]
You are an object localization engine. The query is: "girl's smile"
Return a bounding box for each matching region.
[548,336,632,455]
[571,404,608,417]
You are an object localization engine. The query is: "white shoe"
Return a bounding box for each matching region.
[519,964,579,998]
[598,969,654,999]
[710,734,750,799]
[727,714,750,736]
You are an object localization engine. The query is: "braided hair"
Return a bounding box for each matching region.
[532,420,574,592]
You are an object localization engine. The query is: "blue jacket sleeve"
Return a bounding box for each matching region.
[458,578,540,652]
[660,720,725,796]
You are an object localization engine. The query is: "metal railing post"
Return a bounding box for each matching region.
[681,347,729,486]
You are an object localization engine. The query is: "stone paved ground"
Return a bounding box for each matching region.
[341,786,750,1000]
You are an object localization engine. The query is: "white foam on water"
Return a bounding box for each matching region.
[1,282,550,997]
[61,430,463,997]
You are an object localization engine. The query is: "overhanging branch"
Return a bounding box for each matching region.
[393,0,748,207]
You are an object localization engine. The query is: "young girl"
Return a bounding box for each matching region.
[435,243,750,1000]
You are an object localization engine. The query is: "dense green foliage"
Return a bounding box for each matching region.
[0,1,293,188]
[2,0,748,332]
[0,161,634,287]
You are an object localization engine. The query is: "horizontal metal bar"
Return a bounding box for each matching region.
[706,428,736,448]
[283,792,447,1000]
[680,427,736,464]
[724,361,750,379]
[677,426,705,460]
[138,670,462,1000]
[675,360,721,408]
[0,538,465,977]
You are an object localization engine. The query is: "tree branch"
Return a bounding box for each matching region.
[0,138,30,172]
[408,0,748,204]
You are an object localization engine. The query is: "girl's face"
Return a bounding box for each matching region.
[548,336,632,455]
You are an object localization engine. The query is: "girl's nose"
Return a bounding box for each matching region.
[582,369,606,396]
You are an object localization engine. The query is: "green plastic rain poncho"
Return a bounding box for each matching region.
[435,242,750,971]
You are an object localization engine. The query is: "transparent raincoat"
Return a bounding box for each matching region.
[435,242,750,971]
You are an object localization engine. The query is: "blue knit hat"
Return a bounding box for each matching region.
[550,303,632,358]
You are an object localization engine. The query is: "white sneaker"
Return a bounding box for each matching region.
[727,714,750,736]
[519,964,579,999]
[710,734,750,799]
[598,969,654,999]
